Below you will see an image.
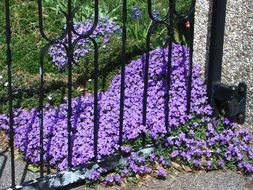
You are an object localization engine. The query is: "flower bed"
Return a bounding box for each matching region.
[0,44,212,170]
[1,44,252,178]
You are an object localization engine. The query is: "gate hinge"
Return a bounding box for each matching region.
[213,82,247,124]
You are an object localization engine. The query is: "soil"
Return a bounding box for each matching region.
[0,130,9,151]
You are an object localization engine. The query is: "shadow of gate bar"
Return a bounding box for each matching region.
[3,0,247,189]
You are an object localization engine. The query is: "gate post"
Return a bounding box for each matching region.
[207,0,247,124]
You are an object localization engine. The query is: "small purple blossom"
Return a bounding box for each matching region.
[193,160,201,168]
[104,175,114,186]
[89,170,100,182]
[152,10,160,20]
[217,160,225,169]
[114,174,122,185]
[122,168,129,177]
[132,6,142,19]
[206,161,212,170]
[149,153,156,162]
[157,167,167,179]
[171,150,179,158]
[159,156,165,165]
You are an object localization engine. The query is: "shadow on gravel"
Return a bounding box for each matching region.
[20,162,29,184]
[0,148,8,180]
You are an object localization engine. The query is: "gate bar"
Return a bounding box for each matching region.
[119,0,127,148]
[207,0,247,123]
[207,0,227,99]
[5,0,16,187]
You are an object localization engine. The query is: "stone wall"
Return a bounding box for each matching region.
[193,0,253,129]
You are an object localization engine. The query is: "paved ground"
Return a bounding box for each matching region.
[0,148,40,190]
[72,172,253,190]
[1,147,253,190]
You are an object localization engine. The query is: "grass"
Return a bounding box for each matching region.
[0,0,192,112]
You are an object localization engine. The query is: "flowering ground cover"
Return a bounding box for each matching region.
[94,117,253,187]
[0,44,211,169]
[0,44,252,188]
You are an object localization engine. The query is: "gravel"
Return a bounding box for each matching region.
[193,0,253,130]
[0,148,40,190]
[71,171,253,190]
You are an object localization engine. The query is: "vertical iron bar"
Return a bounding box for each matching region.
[38,0,50,41]
[39,46,48,178]
[38,0,45,178]
[142,22,154,147]
[67,0,73,168]
[39,53,44,178]
[93,40,99,159]
[119,0,127,149]
[186,0,196,114]
[5,0,15,186]
[164,1,175,133]
[93,0,99,159]
[207,0,227,103]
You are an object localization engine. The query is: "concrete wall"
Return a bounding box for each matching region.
[193,0,253,130]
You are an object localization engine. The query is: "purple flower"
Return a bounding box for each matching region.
[145,166,152,174]
[104,175,114,186]
[149,153,156,162]
[122,168,129,177]
[139,165,146,175]
[114,174,122,185]
[166,137,174,146]
[193,160,201,168]
[89,170,100,181]
[137,156,146,165]
[217,160,225,169]
[206,161,212,170]
[157,167,167,179]
[171,150,179,158]
[152,10,160,20]
[132,6,142,19]
[159,156,165,165]
[130,162,139,174]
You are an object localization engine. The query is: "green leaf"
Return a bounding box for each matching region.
[28,165,40,173]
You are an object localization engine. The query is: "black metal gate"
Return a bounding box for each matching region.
[2,0,247,189]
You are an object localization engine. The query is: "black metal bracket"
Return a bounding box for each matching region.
[213,82,247,124]
[207,0,248,124]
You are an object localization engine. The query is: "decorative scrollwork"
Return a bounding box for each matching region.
[37,0,100,170]
[143,0,196,137]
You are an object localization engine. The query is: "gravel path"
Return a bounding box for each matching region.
[72,172,253,190]
[0,148,40,190]
[1,148,253,190]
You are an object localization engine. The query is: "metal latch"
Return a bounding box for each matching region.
[213,82,247,124]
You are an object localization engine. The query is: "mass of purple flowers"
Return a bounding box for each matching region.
[0,44,212,171]
[48,17,121,70]
[166,117,253,173]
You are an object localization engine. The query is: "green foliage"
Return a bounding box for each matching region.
[0,0,193,111]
